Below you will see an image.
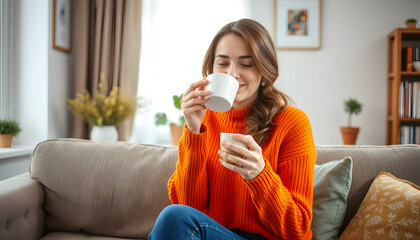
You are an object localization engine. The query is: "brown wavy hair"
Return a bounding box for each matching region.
[202,19,292,146]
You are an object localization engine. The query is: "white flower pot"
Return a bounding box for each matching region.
[90,126,118,141]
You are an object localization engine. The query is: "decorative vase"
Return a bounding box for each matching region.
[90,125,118,141]
[340,127,360,145]
[170,124,184,145]
[405,22,417,29]
[0,134,13,148]
[413,61,420,72]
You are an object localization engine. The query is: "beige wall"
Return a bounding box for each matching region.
[248,0,420,145]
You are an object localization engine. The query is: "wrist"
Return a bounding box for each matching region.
[186,124,199,134]
[186,123,206,134]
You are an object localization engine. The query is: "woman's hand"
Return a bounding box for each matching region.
[181,79,212,134]
[218,134,265,180]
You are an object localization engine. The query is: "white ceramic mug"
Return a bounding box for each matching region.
[220,133,248,164]
[204,73,239,112]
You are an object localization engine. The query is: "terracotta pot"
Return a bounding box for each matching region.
[170,124,184,145]
[340,127,360,145]
[0,134,13,148]
[405,22,417,29]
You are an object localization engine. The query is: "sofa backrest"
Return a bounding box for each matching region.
[30,139,178,238]
[315,144,420,235]
[30,139,420,238]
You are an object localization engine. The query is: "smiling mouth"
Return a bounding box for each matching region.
[238,84,246,89]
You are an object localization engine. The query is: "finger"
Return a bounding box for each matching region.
[181,93,210,109]
[184,79,208,97]
[219,158,248,174]
[221,140,250,161]
[231,134,261,151]
[218,150,251,168]
[183,104,207,116]
[181,89,212,106]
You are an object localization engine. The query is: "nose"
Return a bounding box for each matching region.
[227,65,240,80]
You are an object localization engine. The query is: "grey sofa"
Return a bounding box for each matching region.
[0,139,419,239]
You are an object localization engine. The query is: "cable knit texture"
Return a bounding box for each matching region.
[168,106,316,240]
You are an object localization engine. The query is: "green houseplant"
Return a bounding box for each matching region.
[0,119,22,148]
[155,94,185,145]
[340,98,362,145]
[405,18,417,29]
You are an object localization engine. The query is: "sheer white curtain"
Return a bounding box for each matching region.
[131,0,249,145]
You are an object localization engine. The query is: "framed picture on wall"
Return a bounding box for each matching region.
[274,0,322,50]
[53,0,71,52]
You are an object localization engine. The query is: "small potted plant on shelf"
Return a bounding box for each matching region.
[155,94,185,145]
[0,119,22,148]
[405,18,417,29]
[340,98,362,145]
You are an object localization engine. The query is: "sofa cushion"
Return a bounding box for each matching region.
[311,157,353,240]
[339,172,420,240]
[30,139,178,239]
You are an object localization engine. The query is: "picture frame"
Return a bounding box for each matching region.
[274,0,322,50]
[53,0,71,52]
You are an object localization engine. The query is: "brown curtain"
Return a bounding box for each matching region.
[72,0,142,141]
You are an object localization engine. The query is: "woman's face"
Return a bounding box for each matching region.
[213,33,262,109]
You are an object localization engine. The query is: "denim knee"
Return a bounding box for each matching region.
[149,204,194,239]
[149,204,249,240]
[155,204,192,226]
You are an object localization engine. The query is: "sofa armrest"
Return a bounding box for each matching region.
[0,173,45,240]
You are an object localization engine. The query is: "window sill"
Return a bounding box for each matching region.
[0,145,34,160]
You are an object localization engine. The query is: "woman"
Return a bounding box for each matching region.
[149,19,316,240]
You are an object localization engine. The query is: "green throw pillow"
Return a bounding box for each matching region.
[311,157,353,240]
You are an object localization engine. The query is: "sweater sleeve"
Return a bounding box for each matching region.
[245,113,316,240]
[167,124,210,212]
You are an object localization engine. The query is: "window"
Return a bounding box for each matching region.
[0,0,10,119]
[131,0,249,144]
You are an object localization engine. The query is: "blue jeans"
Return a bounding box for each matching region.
[148,204,266,240]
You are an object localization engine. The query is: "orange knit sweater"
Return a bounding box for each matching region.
[168,106,316,240]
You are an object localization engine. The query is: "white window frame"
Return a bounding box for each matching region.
[0,0,11,119]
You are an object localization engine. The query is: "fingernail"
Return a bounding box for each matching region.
[205,90,211,94]
[221,142,226,147]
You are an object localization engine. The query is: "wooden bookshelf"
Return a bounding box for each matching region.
[386,28,420,144]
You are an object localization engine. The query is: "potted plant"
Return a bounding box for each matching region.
[0,119,22,148]
[340,98,362,145]
[155,94,185,145]
[405,18,417,29]
[66,74,140,141]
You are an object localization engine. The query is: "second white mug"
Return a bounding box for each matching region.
[220,133,248,164]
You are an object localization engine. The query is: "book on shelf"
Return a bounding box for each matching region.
[399,82,404,117]
[414,47,420,61]
[399,125,420,144]
[402,45,413,72]
[399,80,420,118]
